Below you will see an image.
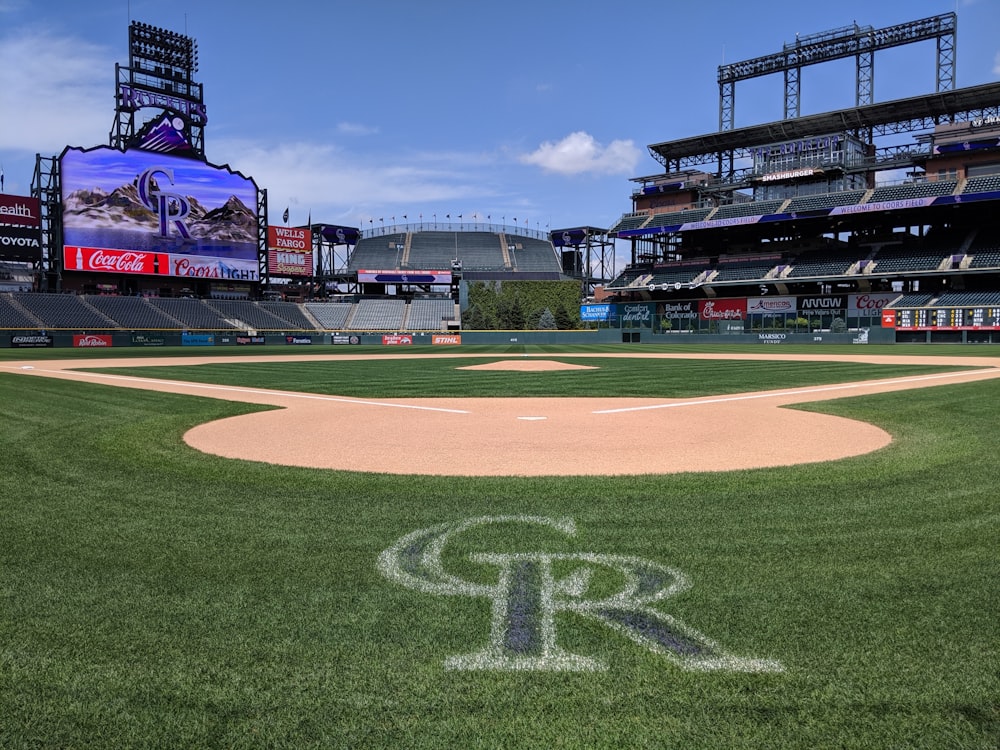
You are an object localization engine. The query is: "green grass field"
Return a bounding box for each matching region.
[1,345,998,748]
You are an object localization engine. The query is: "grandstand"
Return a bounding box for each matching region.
[602,11,1000,342]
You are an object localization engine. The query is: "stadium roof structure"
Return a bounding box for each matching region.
[647,81,1000,171]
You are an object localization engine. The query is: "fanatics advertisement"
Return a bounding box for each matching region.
[60,146,259,281]
[268,226,313,277]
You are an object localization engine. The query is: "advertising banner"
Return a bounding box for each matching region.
[236,336,265,345]
[181,333,215,346]
[332,334,361,345]
[619,302,654,327]
[747,296,797,315]
[699,299,746,321]
[432,334,461,345]
[285,335,313,345]
[73,334,113,348]
[268,226,313,277]
[0,194,40,227]
[10,335,52,348]
[60,146,259,281]
[580,303,613,322]
[382,334,413,345]
[848,293,896,315]
[358,269,451,284]
[0,225,43,262]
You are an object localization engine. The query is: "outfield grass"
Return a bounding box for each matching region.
[0,347,998,748]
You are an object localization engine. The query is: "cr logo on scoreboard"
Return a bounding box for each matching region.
[378,515,783,673]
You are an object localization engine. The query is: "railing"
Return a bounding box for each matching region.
[360,220,549,241]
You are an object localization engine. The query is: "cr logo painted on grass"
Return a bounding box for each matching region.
[377,515,783,673]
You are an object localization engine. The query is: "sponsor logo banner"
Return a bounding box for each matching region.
[0,225,43,261]
[358,269,452,285]
[73,334,112,348]
[580,303,612,321]
[268,226,313,277]
[620,302,653,326]
[700,299,746,321]
[332,334,361,345]
[182,333,215,346]
[881,310,897,328]
[382,334,413,345]
[11,334,52,348]
[799,295,846,311]
[63,245,260,281]
[432,334,461,345]
[236,336,266,346]
[0,194,41,228]
[285,335,313,345]
[747,296,796,314]
[849,293,895,314]
[131,334,166,346]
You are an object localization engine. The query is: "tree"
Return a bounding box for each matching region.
[537,308,557,329]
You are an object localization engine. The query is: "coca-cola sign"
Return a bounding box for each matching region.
[64,246,159,275]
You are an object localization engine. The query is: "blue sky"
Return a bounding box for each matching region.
[1,0,998,242]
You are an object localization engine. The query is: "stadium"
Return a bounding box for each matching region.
[1,11,998,749]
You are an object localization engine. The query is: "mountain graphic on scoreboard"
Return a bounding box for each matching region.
[61,183,254,243]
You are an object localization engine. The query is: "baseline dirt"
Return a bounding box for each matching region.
[5,352,999,476]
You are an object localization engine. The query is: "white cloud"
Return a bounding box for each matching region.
[0,30,111,154]
[519,131,641,176]
[211,137,496,225]
[337,121,379,136]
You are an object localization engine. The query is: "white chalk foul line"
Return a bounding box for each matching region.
[22,368,472,414]
[592,369,1000,414]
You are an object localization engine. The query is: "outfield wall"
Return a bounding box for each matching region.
[3,327,897,349]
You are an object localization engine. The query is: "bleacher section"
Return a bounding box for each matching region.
[348,298,406,330]
[148,298,238,329]
[645,207,713,228]
[349,233,406,269]
[205,299,305,330]
[786,251,858,278]
[609,213,651,232]
[259,301,318,329]
[12,292,115,329]
[867,180,957,203]
[963,174,1000,194]
[934,291,1000,306]
[785,190,868,213]
[711,199,786,221]
[84,295,183,329]
[508,236,561,273]
[710,258,779,282]
[890,293,934,307]
[870,246,952,273]
[406,298,457,329]
[0,295,41,328]
[304,302,353,329]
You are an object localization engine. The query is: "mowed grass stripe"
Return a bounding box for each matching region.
[0,356,997,748]
[84,357,970,398]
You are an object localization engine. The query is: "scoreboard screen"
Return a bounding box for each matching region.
[892,307,1000,330]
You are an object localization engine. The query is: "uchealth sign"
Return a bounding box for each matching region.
[0,194,40,228]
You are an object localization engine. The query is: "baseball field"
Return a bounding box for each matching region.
[1,343,998,748]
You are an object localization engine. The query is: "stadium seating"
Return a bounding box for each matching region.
[889,292,934,307]
[785,190,867,213]
[962,174,1000,194]
[0,294,41,328]
[148,298,238,329]
[508,235,561,272]
[303,302,353,329]
[867,180,957,203]
[349,233,406,269]
[785,251,859,278]
[933,291,1000,306]
[710,199,786,221]
[259,301,319,329]
[84,295,184,329]
[869,246,951,273]
[710,258,779,282]
[406,298,457,329]
[12,292,115,329]
[608,213,651,232]
[348,298,406,330]
[645,207,713,228]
